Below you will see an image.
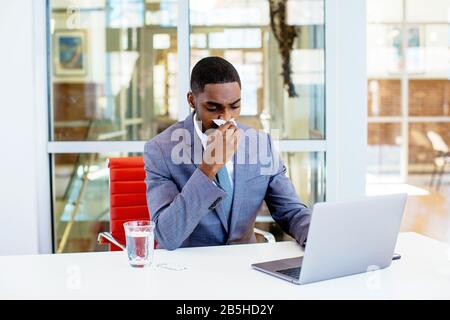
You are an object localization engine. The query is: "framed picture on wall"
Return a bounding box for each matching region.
[53,30,88,77]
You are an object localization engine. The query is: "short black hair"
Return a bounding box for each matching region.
[190,56,241,95]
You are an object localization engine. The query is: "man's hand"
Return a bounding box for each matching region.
[199,121,240,180]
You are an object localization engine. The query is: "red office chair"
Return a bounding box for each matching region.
[98,157,275,250]
[98,157,149,251]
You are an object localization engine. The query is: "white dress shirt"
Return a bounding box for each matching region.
[193,113,234,186]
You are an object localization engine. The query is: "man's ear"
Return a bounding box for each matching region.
[187,91,195,109]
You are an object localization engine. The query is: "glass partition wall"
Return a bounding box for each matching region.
[48,0,327,253]
[366,0,450,242]
[367,0,450,182]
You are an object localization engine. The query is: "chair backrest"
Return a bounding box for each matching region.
[411,130,431,148]
[108,157,149,251]
[427,131,449,154]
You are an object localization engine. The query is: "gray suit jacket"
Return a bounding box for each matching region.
[144,113,311,250]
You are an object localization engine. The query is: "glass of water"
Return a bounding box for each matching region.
[123,220,155,268]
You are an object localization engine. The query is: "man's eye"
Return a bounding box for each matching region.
[232,105,240,109]
[207,107,217,111]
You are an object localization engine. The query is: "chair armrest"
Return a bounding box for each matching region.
[254,227,276,244]
[97,232,125,251]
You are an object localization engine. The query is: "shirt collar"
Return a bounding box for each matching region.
[193,112,208,150]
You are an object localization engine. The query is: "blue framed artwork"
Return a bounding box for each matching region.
[53,30,87,76]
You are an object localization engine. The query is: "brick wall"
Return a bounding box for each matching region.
[409,80,450,116]
[368,79,450,117]
[368,79,401,116]
[368,123,401,145]
[368,79,450,172]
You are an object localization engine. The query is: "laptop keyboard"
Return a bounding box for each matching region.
[276,267,301,278]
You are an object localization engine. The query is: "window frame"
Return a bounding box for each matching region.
[36,0,367,253]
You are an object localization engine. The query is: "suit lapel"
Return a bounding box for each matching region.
[229,126,249,236]
[183,112,201,169]
[183,112,229,233]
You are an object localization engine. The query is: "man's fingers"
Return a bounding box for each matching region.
[218,120,237,132]
[217,122,233,132]
[233,130,241,145]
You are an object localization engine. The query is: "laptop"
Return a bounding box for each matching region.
[251,194,407,285]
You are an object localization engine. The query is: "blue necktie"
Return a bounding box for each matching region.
[216,166,233,226]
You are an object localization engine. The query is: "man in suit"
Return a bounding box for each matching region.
[144,56,311,250]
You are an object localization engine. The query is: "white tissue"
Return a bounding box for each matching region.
[212,118,236,126]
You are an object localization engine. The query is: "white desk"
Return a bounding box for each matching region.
[1,232,449,299]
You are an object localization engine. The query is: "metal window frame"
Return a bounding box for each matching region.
[36,0,366,253]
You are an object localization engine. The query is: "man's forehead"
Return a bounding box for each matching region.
[199,82,241,103]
